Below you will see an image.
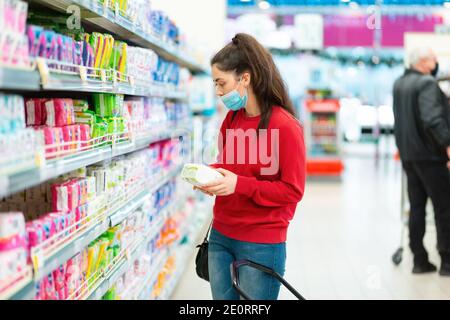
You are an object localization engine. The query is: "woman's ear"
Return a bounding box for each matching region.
[242,72,251,88]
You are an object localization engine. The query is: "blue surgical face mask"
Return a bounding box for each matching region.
[219,78,248,111]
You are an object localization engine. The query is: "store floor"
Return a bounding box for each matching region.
[171,145,450,300]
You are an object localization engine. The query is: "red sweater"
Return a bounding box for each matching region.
[211,106,306,243]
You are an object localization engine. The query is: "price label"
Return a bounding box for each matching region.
[32,251,44,275]
[79,66,88,83]
[100,70,107,83]
[36,58,50,86]
[129,76,135,87]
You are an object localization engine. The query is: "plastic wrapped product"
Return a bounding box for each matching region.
[181,163,223,186]
[79,124,91,150]
[45,99,73,127]
[0,212,26,240]
[73,100,89,112]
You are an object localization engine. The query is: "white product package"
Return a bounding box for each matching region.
[181,163,223,187]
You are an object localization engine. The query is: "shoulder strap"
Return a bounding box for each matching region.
[230,110,238,123]
[203,220,213,242]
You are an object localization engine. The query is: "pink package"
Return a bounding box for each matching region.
[73,125,81,151]
[65,254,81,298]
[40,216,56,241]
[42,127,56,158]
[26,222,44,249]
[45,99,74,127]
[44,273,57,300]
[0,234,27,252]
[51,180,80,213]
[78,179,88,206]
[79,124,91,149]
[57,289,66,301]
[52,264,66,291]
[54,127,64,156]
[0,212,26,240]
[35,279,46,300]
[66,99,75,125]
[25,99,43,126]
[65,210,75,234]
[62,125,75,152]
[67,180,80,211]
[45,213,63,236]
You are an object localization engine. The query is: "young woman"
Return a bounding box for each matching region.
[195,33,306,300]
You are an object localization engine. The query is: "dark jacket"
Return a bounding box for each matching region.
[393,69,450,162]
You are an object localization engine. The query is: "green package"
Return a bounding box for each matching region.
[113,244,120,258]
[92,119,108,146]
[93,93,113,118]
[103,286,116,300]
[73,99,89,112]
[74,111,96,127]
[93,94,124,118]
[106,117,118,135]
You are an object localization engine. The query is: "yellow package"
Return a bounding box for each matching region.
[95,238,109,272]
[86,241,100,281]
[101,35,114,70]
[118,42,127,75]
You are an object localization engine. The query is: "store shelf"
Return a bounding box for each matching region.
[135,250,168,300]
[4,165,182,300]
[34,166,181,281]
[0,66,41,91]
[29,0,207,74]
[41,71,188,99]
[1,127,191,199]
[156,204,211,300]
[87,201,176,300]
[0,268,34,300]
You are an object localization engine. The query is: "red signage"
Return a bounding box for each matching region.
[305,99,340,113]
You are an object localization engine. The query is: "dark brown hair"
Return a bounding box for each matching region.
[211,33,296,130]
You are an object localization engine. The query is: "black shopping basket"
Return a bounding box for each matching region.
[230,259,305,300]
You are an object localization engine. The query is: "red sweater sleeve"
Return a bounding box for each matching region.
[234,121,306,207]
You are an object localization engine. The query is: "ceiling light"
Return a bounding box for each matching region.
[349,1,359,9]
[258,0,271,10]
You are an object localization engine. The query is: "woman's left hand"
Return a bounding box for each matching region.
[202,168,237,196]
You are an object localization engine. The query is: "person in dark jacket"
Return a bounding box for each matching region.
[393,47,450,275]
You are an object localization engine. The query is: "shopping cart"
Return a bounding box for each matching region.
[392,171,408,265]
[391,170,437,265]
[230,260,305,300]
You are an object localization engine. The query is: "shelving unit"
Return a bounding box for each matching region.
[0,66,41,91]
[304,98,344,177]
[5,165,182,300]
[28,0,207,74]
[0,125,191,199]
[0,0,213,301]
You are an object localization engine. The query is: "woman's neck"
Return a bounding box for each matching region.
[244,91,261,117]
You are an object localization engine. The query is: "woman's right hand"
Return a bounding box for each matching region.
[193,185,214,196]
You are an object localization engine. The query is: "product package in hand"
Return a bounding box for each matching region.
[181,163,223,187]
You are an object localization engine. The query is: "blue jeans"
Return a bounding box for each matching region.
[208,228,286,300]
